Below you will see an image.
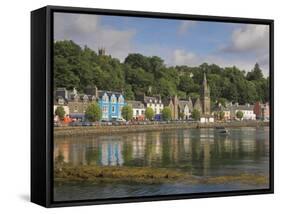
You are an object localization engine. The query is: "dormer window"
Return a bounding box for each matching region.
[111,94,116,103]
[102,93,109,102]
[150,99,152,103]
[118,95,124,103]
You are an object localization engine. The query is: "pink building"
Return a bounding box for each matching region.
[253,102,270,120]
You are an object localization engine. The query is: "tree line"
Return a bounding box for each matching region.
[54,40,269,106]
[55,104,173,122]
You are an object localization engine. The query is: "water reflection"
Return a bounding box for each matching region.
[54,127,269,176]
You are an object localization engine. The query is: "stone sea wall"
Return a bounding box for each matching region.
[54,121,269,137]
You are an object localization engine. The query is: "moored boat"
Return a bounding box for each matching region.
[215,126,229,134]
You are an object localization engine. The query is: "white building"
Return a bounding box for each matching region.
[127,100,146,120]
[54,95,70,116]
[235,109,256,120]
[228,103,256,120]
[143,95,164,115]
[178,99,193,119]
[54,105,70,116]
[200,116,214,123]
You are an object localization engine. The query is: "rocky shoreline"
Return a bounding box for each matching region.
[54,121,269,137]
[54,164,268,185]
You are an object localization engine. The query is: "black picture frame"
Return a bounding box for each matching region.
[31,5,274,208]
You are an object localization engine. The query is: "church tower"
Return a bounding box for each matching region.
[98,47,106,56]
[200,73,211,115]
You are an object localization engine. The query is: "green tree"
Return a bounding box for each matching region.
[124,53,151,71]
[217,98,227,107]
[236,111,244,121]
[145,107,154,121]
[191,109,201,121]
[246,63,263,81]
[55,106,65,120]
[156,77,177,97]
[124,84,135,100]
[188,92,200,100]
[85,102,102,122]
[121,105,133,121]
[162,107,172,121]
[179,112,185,120]
[178,74,194,93]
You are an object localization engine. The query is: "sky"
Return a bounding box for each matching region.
[54,12,270,76]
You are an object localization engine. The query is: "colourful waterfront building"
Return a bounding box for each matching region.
[84,86,126,121]
[54,86,126,121]
[98,90,126,121]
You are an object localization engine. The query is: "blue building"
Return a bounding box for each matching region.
[85,86,126,121]
[98,91,126,121]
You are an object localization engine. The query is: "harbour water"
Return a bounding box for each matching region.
[54,127,269,201]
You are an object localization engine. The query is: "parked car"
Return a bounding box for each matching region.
[69,121,82,126]
[81,121,93,126]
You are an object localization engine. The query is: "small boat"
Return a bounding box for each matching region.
[215,126,229,134]
[215,126,225,129]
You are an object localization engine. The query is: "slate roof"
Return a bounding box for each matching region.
[127,100,145,109]
[226,105,254,111]
[143,95,162,104]
[178,100,192,107]
[98,90,123,99]
[215,104,254,111]
[54,87,126,104]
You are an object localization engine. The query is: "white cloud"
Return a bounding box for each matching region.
[54,14,269,76]
[54,13,136,61]
[171,49,269,75]
[172,49,200,66]
[221,24,269,54]
[178,21,197,35]
[217,24,270,75]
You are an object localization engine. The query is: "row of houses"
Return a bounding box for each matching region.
[54,88,207,122]
[213,102,270,121]
[54,73,211,122]
[54,86,125,121]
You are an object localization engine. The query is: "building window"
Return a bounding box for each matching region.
[112,105,115,113]
[102,93,108,102]
[111,95,116,103]
[103,106,108,113]
[58,98,64,105]
[118,95,124,103]
[136,110,139,116]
